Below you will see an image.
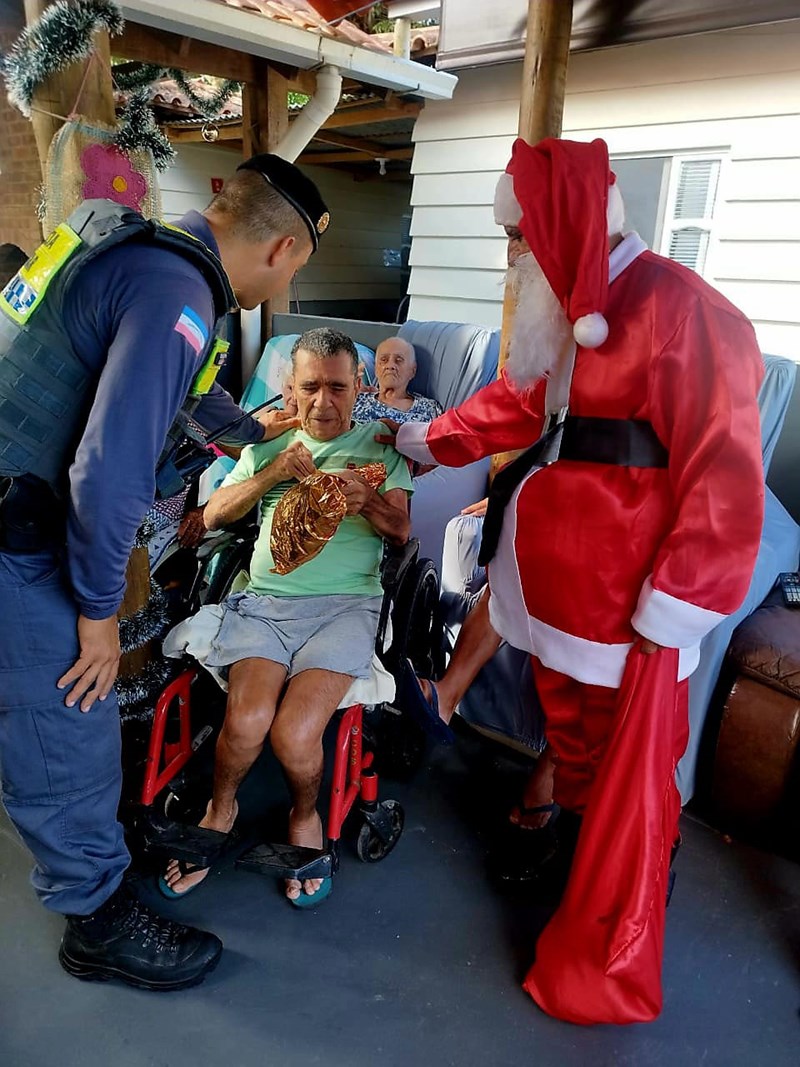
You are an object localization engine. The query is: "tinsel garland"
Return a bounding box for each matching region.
[112,62,166,93]
[118,581,170,655]
[171,69,240,120]
[133,515,157,549]
[114,87,176,172]
[2,0,124,117]
[116,657,174,713]
[113,63,240,121]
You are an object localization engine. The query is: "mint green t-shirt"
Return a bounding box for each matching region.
[221,421,413,597]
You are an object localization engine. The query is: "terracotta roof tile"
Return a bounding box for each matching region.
[212,0,392,52]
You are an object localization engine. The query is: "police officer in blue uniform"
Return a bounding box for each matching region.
[0,154,330,990]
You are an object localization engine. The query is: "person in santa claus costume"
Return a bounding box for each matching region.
[382,136,765,1024]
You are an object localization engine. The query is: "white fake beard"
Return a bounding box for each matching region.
[505,253,574,390]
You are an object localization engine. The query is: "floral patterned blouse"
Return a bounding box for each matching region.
[353,391,443,425]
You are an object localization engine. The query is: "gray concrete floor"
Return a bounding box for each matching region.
[1,730,799,1067]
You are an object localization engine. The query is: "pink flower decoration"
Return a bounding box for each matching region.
[81,144,148,211]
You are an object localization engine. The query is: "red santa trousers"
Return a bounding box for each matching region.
[525,646,689,1024]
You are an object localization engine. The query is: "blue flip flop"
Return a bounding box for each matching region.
[157,861,210,900]
[288,875,333,909]
[398,659,454,745]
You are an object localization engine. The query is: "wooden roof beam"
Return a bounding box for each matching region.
[321,100,421,128]
[116,21,317,93]
[309,129,408,157]
[298,146,413,165]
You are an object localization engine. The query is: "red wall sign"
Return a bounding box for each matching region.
[210,177,224,194]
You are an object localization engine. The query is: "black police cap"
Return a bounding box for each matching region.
[237,153,330,252]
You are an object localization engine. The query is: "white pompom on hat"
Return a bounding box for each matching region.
[495,137,624,349]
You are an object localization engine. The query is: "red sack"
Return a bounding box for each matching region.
[524,644,689,1025]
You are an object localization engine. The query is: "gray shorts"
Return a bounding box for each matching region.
[204,592,382,680]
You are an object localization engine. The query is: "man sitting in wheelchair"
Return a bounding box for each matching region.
[161,327,412,905]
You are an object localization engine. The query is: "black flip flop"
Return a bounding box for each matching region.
[510,801,560,829]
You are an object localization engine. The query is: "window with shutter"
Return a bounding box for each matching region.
[660,155,723,275]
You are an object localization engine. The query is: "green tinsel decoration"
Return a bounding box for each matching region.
[1,0,124,118]
[118,581,170,655]
[171,70,240,120]
[116,658,174,713]
[113,63,240,121]
[114,87,176,172]
[112,62,167,93]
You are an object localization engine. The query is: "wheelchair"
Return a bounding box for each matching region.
[128,515,446,892]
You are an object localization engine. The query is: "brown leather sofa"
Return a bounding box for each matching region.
[711,588,800,839]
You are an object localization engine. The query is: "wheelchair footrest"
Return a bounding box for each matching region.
[235,842,333,881]
[136,810,230,868]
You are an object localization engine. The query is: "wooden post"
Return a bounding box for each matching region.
[23,0,115,186]
[242,61,291,345]
[492,0,573,474]
[517,0,573,145]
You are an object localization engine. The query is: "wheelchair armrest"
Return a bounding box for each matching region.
[376,539,420,656]
[195,521,258,562]
[380,538,419,596]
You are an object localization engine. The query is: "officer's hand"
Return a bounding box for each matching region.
[272,439,316,481]
[374,417,401,446]
[337,469,373,516]
[58,615,121,713]
[256,407,301,441]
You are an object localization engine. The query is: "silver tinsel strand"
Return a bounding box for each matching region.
[118,582,170,655]
[116,657,174,714]
[114,87,176,171]
[2,1,124,117]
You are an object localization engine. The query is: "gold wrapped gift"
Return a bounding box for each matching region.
[270,463,387,575]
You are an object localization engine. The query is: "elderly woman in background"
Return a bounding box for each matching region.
[354,337,442,425]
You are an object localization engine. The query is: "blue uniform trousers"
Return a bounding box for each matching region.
[0,549,129,915]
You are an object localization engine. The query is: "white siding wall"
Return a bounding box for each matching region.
[409,22,800,357]
[161,143,410,307]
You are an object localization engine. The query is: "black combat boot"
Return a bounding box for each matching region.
[59,881,222,991]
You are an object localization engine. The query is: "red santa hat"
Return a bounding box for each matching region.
[494,137,621,349]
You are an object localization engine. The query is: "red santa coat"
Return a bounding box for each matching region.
[397,235,765,683]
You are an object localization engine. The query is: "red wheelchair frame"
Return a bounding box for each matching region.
[139,665,401,876]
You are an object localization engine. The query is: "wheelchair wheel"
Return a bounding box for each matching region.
[391,557,446,681]
[198,539,251,608]
[159,775,210,825]
[369,705,425,782]
[356,800,405,863]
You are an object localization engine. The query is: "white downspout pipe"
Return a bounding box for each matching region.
[273,64,343,163]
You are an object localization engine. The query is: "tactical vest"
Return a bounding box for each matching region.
[0,199,235,496]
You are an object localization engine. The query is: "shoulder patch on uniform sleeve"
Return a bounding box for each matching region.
[174,305,209,355]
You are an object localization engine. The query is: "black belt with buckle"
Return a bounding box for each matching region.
[478,415,668,567]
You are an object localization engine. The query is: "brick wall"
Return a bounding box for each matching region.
[1,6,45,255]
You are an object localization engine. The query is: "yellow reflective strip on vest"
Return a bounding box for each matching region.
[191,337,230,397]
[0,224,82,326]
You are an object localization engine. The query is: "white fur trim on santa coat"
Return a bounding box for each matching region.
[632,575,726,649]
[488,472,700,686]
[494,172,523,227]
[609,231,647,282]
[395,420,436,464]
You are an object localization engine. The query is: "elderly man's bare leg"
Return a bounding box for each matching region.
[270,668,355,901]
[163,657,287,896]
